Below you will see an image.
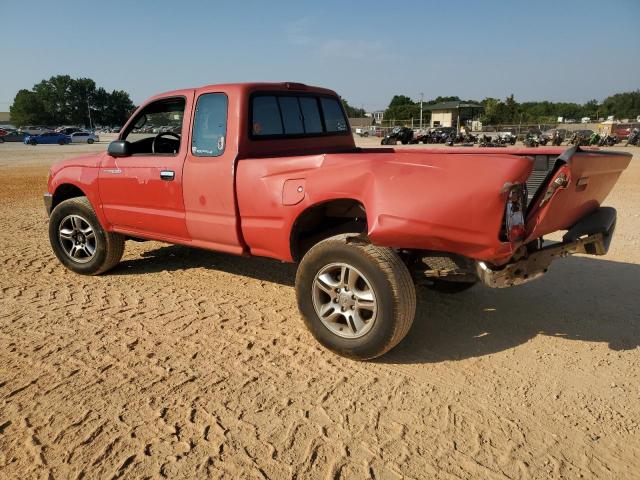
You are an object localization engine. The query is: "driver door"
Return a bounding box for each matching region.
[98,93,194,240]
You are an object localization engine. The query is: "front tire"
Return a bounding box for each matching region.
[296,234,416,360]
[49,196,125,275]
[87,138,94,144]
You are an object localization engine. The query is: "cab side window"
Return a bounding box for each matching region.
[123,97,186,155]
[192,93,228,157]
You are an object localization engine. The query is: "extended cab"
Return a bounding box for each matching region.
[44,82,631,359]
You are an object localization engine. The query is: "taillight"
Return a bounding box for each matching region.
[502,183,527,243]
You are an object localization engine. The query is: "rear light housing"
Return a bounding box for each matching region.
[502,183,527,243]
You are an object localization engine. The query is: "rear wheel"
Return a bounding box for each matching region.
[87,138,94,144]
[296,234,416,360]
[58,139,65,145]
[49,196,125,275]
[29,139,37,145]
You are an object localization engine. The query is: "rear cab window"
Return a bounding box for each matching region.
[250,93,349,138]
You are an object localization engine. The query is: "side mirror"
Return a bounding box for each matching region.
[108,140,131,157]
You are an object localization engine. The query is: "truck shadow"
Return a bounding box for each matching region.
[114,244,297,286]
[381,256,640,364]
[114,245,639,363]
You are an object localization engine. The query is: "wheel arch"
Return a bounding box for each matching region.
[289,198,368,262]
[52,183,87,211]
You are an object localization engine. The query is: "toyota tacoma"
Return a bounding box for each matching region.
[44,82,631,359]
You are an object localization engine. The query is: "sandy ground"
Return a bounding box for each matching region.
[0,137,639,479]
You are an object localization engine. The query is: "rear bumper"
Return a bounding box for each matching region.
[477,207,616,288]
[44,193,52,216]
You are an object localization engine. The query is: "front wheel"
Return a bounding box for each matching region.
[87,138,94,144]
[49,196,125,275]
[296,234,416,360]
[29,139,37,145]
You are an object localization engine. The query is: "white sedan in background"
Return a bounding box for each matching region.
[69,131,99,144]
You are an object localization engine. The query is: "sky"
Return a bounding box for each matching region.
[1,0,639,112]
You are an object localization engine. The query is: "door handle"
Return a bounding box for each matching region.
[160,170,175,181]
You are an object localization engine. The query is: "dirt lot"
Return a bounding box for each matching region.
[1,138,639,479]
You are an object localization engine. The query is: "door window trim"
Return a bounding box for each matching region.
[190,92,229,157]
[120,95,187,157]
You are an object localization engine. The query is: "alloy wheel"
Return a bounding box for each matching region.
[58,214,97,263]
[312,262,377,338]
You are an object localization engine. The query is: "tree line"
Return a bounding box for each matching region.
[10,76,639,128]
[10,75,136,127]
[381,91,640,126]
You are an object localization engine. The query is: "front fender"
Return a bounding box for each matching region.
[48,166,109,229]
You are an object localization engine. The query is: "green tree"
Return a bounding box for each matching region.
[601,91,640,119]
[104,90,136,126]
[10,75,135,127]
[9,89,45,126]
[504,94,518,123]
[384,95,420,125]
[429,95,460,104]
[480,97,506,125]
[340,98,366,118]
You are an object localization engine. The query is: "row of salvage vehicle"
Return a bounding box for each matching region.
[381,126,640,148]
[381,127,517,146]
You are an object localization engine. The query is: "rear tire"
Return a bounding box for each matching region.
[29,139,37,145]
[87,138,94,144]
[296,234,416,360]
[58,139,64,145]
[49,196,125,275]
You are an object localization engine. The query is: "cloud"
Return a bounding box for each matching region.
[285,17,313,46]
[285,18,394,62]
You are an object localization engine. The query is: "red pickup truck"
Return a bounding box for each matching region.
[44,82,631,359]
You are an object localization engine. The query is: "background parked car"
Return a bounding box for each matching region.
[573,129,594,138]
[541,128,567,141]
[57,127,84,135]
[0,131,29,143]
[614,123,640,139]
[19,126,51,135]
[24,132,71,145]
[69,131,99,144]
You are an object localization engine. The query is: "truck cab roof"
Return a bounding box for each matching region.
[129,82,356,159]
